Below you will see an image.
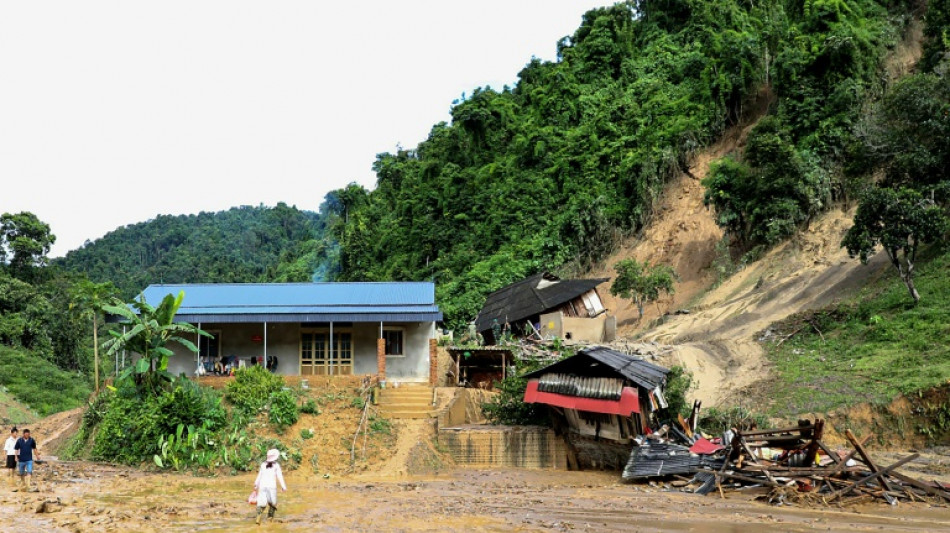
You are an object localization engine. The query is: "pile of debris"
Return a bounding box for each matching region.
[623,417,950,506]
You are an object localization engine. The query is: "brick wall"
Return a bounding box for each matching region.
[376,337,386,380]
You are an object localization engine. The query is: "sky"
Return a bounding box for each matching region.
[0,1,616,257]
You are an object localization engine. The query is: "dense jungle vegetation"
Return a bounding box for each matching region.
[57,203,337,298]
[4,0,950,426]
[329,0,948,330]
[0,212,95,418]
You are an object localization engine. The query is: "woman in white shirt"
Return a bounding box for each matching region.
[253,448,286,524]
[3,427,17,485]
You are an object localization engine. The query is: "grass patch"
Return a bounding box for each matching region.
[765,246,950,417]
[0,346,91,417]
[0,386,38,425]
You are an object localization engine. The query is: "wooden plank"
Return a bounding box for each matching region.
[818,440,842,465]
[741,466,866,475]
[889,471,950,502]
[715,471,781,488]
[677,413,694,440]
[827,454,918,502]
[830,433,872,475]
[845,429,894,493]
[738,423,815,438]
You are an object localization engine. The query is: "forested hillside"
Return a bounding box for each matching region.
[58,203,336,297]
[331,0,942,330]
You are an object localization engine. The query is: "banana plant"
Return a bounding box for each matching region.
[103,291,210,395]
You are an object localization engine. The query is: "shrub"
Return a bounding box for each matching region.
[661,366,694,419]
[254,437,302,470]
[91,377,225,464]
[481,376,549,426]
[299,398,320,414]
[698,406,770,435]
[225,365,284,413]
[368,416,392,435]
[268,389,299,430]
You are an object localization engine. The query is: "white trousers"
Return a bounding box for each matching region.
[257,486,278,508]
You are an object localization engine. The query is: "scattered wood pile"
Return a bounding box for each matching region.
[625,418,950,506]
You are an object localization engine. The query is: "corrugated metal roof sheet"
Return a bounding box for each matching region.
[521,346,669,391]
[125,282,442,323]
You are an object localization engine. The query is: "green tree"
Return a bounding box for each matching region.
[102,291,210,395]
[73,280,118,392]
[921,0,950,72]
[1,212,56,280]
[842,186,949,304]
[609,259,677,319]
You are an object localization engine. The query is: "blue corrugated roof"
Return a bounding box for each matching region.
[131,282,441,323]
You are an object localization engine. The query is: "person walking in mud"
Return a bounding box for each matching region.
[3,427,16,487]
[253,448,286,525]
[13,428,38,492]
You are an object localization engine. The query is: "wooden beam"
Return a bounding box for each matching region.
[830,433,872,475]
[714,471,781,487]
[738,423,815,438]
[889,471,950,502]
[826,454,918,502]
[845,429,894,493]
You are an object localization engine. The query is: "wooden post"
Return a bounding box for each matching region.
[845,429,894,492]
[826,454,918,502]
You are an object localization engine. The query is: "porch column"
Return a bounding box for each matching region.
[197,322,202,371]
[429,338,438,386]
[376,338,386,381]
[329,322,334,376]
[377,321,385,381]
[263,322,268,370]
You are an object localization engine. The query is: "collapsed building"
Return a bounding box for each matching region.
[475,272,616,345]
[522,345,671,469]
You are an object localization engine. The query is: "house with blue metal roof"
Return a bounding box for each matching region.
[134,282,442,382]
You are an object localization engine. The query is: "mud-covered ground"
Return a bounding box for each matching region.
[3,460,949,532]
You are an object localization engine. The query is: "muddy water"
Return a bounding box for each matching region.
[2,463,949,532]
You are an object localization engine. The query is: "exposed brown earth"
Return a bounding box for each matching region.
[2,460,949,532]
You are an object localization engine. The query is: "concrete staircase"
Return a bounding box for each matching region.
[376,385,434,419]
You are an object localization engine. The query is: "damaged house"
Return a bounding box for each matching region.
[475,272,616,344]
[522,346,671,469]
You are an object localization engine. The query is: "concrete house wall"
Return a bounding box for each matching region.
[165,321,435,382]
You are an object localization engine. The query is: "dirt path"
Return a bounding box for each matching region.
[3,461,948,532]
[632,208,891,405]
[26,408,83,457]
[589,103,892,406]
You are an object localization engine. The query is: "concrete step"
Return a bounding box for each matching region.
[379,386,432,394]
[378,402,432,412]
[379,391,432,399]
[379,391,433,401]
[377,409,435,419]
[376,386,435,419]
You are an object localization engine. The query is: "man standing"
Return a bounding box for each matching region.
[13,428,38,492]
[3,427,16,487]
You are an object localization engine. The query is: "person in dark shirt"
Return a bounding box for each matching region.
[13,428,38,492]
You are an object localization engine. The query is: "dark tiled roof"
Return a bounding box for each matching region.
[474,273,608,333]
[522,346,670,390]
